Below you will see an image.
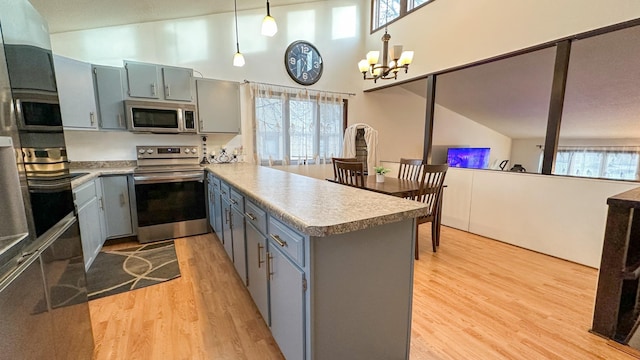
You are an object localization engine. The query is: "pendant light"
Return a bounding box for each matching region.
[233,0,245,67]
[261,0,278,37]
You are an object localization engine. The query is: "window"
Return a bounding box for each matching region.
[552,147,640,181]
[372,0,435,31]
[252,84,346,165]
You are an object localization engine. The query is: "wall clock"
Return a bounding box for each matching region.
[284,40,323,86]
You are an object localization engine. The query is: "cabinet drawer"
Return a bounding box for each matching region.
[245,199,267,235]
[220,181,230,200]
[229,188,244,212]
[268,217,305,267]
[73,179,97,206]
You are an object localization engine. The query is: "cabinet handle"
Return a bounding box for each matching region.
[98,197,104,210]
[118,114,123,127]
[119,193,126,206]
[269,234,287,247]
[90,112,96,126]
[231,198,237,205]
[245,212,257,221]
[151,83,157,96]
[166,84,171,97]
[199,119,204,131]
[267,252,274,280]
[225,208,229,224]
[257,243,264,268]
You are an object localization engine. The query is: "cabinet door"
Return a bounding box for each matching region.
[124,61,159,99]
[246,222,269,324]
[77,195,103,270]
[221,198,234,260]
[269,245,305,360]
[101,176,133,238]
[94,177,107,242]
[162,67,193,101]
[214,188,223,235]
[196,79,240,133]
[93,65,126,129]
[208,182,215,230]
[5,44,57,92]
[54,55,98,129]
[231,206,247,285]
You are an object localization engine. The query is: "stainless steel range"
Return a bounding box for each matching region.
[133,145,208,243]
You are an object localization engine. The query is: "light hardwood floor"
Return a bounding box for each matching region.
[90,226,640,359]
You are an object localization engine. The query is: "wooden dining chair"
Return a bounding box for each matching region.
[398,158,424,182]
[411,164,448,259]
[334,160,366,188]
[331,157,359,180]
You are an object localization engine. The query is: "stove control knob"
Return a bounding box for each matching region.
[138,149,146,154]
[191,148,197,154]
[146,149,154,154]
[184,148,191,154]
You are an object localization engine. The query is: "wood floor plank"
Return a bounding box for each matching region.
[90,226,640,359]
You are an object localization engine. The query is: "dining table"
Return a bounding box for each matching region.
[327,175,421,198]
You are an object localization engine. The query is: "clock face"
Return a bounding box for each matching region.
[284,41,323,86]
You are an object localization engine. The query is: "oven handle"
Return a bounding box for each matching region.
[134,172,204,184]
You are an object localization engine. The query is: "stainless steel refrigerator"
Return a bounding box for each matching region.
[0,0,94,358]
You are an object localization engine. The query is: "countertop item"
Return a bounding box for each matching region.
[205,163,428,237]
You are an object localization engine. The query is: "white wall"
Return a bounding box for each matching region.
[510,138,543,173]
[433,104,511,168]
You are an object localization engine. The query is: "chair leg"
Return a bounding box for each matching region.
[415,221,419,260]
[431,220,437,252]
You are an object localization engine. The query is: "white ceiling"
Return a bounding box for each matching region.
[28,0,319,34]
[400,25,640,140]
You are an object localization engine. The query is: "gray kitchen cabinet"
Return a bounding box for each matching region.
[246,220,269,324]
[4,44,57,92]
[74,178,105,270]
[162,66,193,101]
[207,173,215,230]
[101,175,133,238]
[54,55,98,130]
[268,243,306,360]
[124,61,159,99]
[208,173,223,236]
[231,200,247,285]
[196,79,240,133]
[124,60,193,101]
[92,65,126,130]
[221,196,234,260]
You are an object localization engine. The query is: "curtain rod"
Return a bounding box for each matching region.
[243,80,356,96]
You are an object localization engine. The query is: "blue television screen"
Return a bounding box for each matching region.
[447,148,490,169]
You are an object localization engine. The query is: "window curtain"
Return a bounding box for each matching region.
[552,146,640,180]
[248,82,345,166]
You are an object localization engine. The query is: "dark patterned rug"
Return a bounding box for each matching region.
[86,240,181,301]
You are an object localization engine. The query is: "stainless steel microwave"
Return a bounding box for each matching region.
[125,100,196,134]
[14,90,63,132]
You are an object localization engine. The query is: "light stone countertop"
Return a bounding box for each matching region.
[70,167,136,188]
[205,163,428,237]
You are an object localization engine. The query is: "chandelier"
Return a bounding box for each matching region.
[358,29,414,83]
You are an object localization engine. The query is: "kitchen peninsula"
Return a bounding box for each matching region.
[206,163,427,360]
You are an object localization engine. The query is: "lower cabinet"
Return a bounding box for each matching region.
[221,196,234,260]
[73,178,105,270]
[246,222,269,323]
[268,244,306,360]
[231,206,247,284]
[101,175,133,238]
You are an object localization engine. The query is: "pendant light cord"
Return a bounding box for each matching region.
[234,0,240,52]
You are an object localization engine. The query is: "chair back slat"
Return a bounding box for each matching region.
[334,160,365,188]
[332,157,359,180]
[411,164,448,218]
[398,158,424,181]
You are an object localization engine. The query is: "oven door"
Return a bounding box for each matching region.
[133,171,207,243]
[28,176,75,238]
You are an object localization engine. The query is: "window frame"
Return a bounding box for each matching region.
[371,0,436,33]
[254,92,348,166]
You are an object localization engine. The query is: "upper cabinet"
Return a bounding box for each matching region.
[5,44,57,92]
[196,79,240,134]
[92,65,126,130]
[124,60,193,102]
[53,55,98,130]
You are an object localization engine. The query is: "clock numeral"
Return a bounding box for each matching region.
[302,72,308,80]
[313,61,320,69]
[289,57,296,65]
[301,45,309,54]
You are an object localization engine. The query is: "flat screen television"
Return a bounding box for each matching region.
[447,147,490,169]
